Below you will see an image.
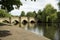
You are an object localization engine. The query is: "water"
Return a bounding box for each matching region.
[19,23,60,40]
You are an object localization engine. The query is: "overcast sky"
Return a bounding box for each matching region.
[10,0,59,16]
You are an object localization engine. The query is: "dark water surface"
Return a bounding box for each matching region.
[19,23,60,40]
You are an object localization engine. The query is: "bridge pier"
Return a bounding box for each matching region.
[19,16,21,27]
[9,17,11,24]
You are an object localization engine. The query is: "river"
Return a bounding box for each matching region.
[18,23,60,40]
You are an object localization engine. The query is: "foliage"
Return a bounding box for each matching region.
[25,0,36,1]
[0,9,11,17]
[57,12,60,18]
[0,0,22,12]
[25,4,57,23]
[20,11,25,17]
[34,0,36,1]
[33,11,37,17]
[43,4,56,16]
[26,12,33,17]
[57,12,60,22]
[48,13,57,22]
[38,10,42,15]
[42,4,57,22]
[58,1,60,10]
[37,10,42,20]
[58,2,60,6]
[26,11,36,17]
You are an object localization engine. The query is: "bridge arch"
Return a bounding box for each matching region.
[0,17,36,24]
[22,20,28,23]
[29,17,36,23]
[30,20,35,23]
[20,17,28,23]
[11,17,19,23]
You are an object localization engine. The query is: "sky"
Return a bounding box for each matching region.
[10,0,59,16]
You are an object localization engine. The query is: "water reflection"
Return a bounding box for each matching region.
[43,23,58,40]
[19,23,60,40]
[54,24,60,40]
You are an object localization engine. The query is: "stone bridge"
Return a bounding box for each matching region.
[0,17,36,23]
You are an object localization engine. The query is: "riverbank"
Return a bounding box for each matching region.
[0,24,50,40]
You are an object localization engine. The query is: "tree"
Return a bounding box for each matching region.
[37,10,42,21]
[57,12,60,23]
[43,4,56,16]
[0,0,22,12]
[38,10,42,15]
[33,11,37,17]
[0,9,11,17]
[26,12,33,17]
[25,0,36,1]
[48,13,57,23]
[26,11,36,17]
[42,4,57,22]
[34,0,36,1]
[58,0,60,10]
[20,11,25,17]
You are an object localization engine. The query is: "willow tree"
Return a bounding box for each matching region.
[42,4,57,22]
[0,0,22,12]
[57,0,60,23]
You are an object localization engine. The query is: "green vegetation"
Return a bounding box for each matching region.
[57,12,60,23]
[20,11,25,17]
[42,4,57,22]
[25,4,58,23]
[0,0,22,12]
[0,0,60,23]
[26,11,36,17]
[33,11,37,17]
[0,9,11,18]
[44,24,57,40]
[26,12,33,17]
[25,0,36,1]
[0,0,22,23]
[37,10,42,21]
[58,1,60,10]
